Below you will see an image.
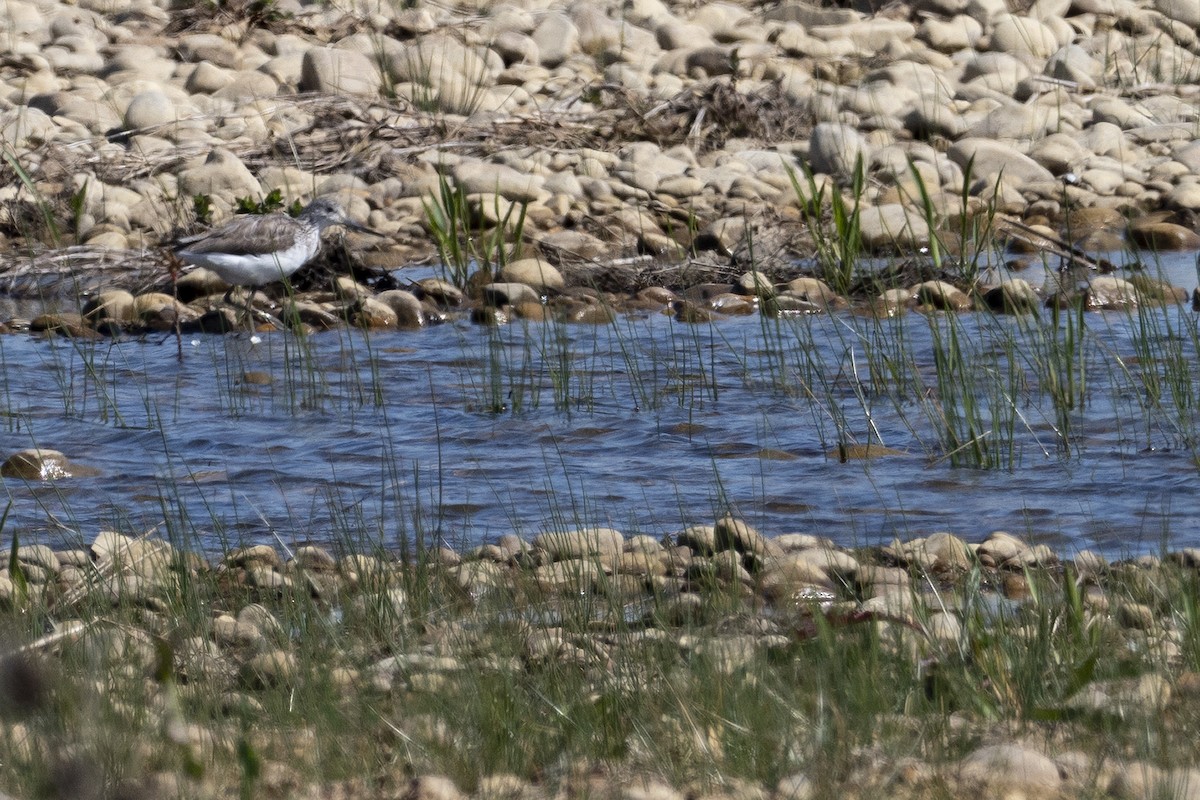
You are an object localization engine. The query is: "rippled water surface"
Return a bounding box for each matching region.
[3,253,1200,557]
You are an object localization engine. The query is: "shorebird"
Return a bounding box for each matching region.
[175,197,384,294]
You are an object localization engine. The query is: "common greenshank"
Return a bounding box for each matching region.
[175,197,384,293]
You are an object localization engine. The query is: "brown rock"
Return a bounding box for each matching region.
[1,449,98,479]
[500,258,565,292]
[915,280,973,311]
[713,516,779,558]
[1127,219,1200,250]
[82,290,137,325]
[375,290,425,328]
[29,313,100,338]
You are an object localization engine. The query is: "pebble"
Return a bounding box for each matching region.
[959,743,1062,794]
[3,521,1200,796]
[532,527,624,562]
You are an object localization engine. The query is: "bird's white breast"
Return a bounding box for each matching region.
[178,230,320,287]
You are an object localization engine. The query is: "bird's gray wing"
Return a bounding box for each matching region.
[175,213,302,256]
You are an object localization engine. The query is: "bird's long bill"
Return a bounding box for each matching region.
[343,220,388,238]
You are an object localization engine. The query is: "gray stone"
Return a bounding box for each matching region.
[538,230,608,260]
[948,138,1054,189]
[904,102,967,139]
[809,122,870,180]
[918,15,982,51]
[929,611,962,644]
[532,13,578,68]
[300,47,382,96]
[177,148,261,202]
[1088,276,1140,309]
[0,107,57,150]
[406,775,466,800]
[735,271,775,299]
[713,516,778,558]
[453,161,544,203]
[965,104,1062,141]
[961,52,1030,94]
[976,531,1029,567]
[185,61,234,94]
[123,89,175,130]
[1090,97,1156,129]
[1045,44,1102,87]
[415,279,464,308]
[352,297,399,329]
[793,547,859,581]
[989,13,1062,58]
[859,204,932,252]
[1128,220,1200,250]
[1029,132,1088,173]
[1108,764,1200,799]
[760,556,835,600]
[82,290,137,324]
[178,34,240,67]
[1154,0,1200,26]
[213,71,279,102]
[959,743,1062,792]
[213,614,265,649]
[808,19,916,51]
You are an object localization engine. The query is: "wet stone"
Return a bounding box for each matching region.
[1,449,95,480]
[1127,220,1200,250]
[409,279,463,309]
[483,282,541,307]
[983,280,1040,314]
[29,313,101,339]
[735,271,776,299]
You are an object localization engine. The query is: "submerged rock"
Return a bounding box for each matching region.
[0,449,98,480]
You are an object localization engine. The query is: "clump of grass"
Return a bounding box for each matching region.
[423,173,528,291]
[3,521,1200,798]
[786,155,864,297]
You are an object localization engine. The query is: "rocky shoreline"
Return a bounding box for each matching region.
[5,0,1200,793]
[2,0,1200,333]
[4,520,1200,797]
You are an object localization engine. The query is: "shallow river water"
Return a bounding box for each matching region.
[2,252,1199,558]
